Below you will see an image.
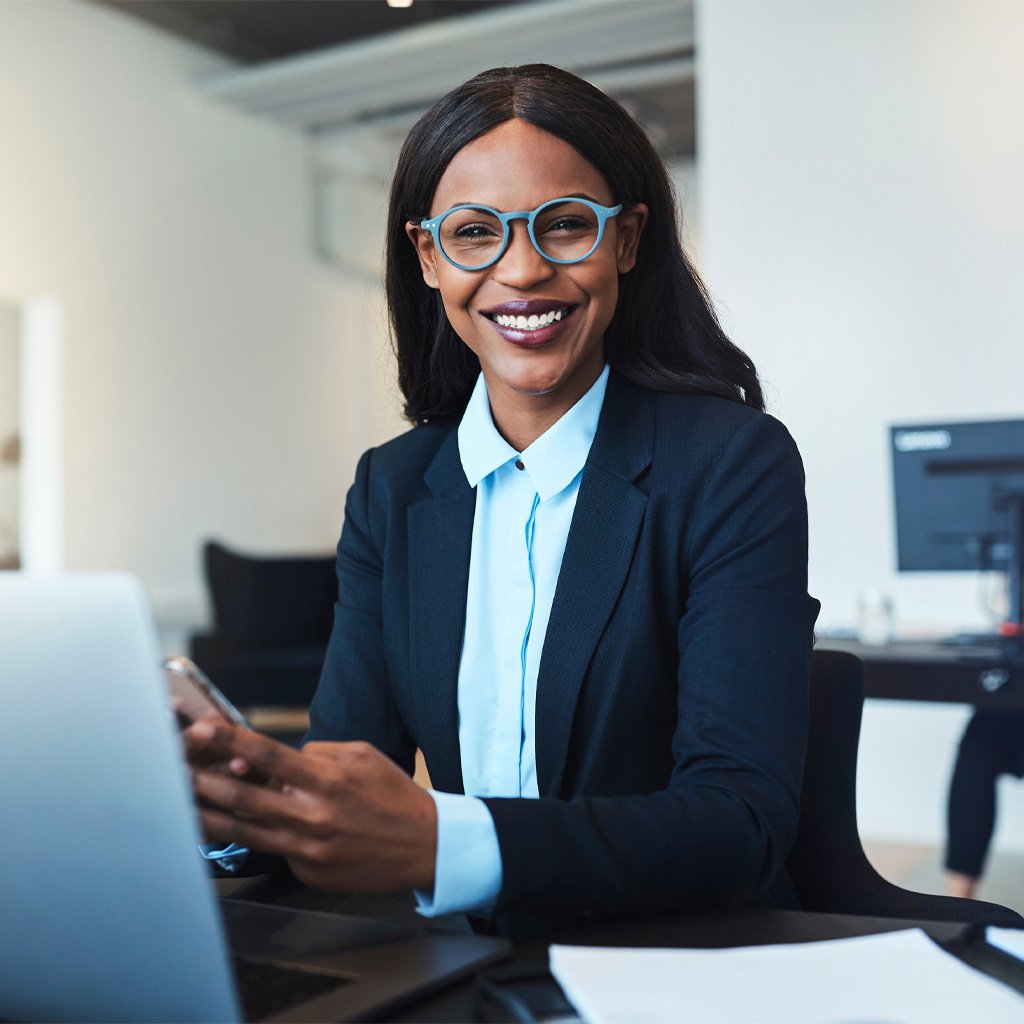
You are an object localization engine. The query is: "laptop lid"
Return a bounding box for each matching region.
[1,572,509,1023]
[0,573,241,1023]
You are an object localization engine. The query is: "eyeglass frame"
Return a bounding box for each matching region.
[418,196,624,271]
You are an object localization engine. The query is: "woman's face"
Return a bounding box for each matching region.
[407,119,647,429]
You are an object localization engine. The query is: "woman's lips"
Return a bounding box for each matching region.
[482,304,576,347]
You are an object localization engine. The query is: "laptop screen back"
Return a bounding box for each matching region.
[0,573,240,1023]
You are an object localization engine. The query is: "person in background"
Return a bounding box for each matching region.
[184,63,819,937]
[945,711,1024,898]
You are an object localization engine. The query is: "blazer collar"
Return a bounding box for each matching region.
[423,424,469,496]
[409,424,474,794]
[585,369,656,485]
[534,371,654,796]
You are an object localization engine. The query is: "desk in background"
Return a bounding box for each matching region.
[217,877,1023,1022]
[817,638,1024,711]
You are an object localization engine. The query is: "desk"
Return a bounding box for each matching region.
[817,638,1024,710]
[217,877,1024,1022]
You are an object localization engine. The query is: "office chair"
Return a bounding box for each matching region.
[785,649,1023,928]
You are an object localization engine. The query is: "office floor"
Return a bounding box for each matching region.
[866,840,1024,916]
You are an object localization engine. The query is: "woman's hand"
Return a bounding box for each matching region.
[183,718,438,893]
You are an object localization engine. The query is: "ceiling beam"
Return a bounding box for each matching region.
[197,0,694,132]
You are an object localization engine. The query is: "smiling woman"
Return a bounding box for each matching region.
[386,65,760,429]
[185,64,819,938]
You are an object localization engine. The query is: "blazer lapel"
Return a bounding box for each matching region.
[535,374,654,797]
[407,427,474,794]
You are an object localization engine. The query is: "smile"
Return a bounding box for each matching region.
[483,304,575,332]
[493,308,567,330]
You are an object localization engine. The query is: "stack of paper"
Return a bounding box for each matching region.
[549,928,1022,1023]
[988,927,1024,962]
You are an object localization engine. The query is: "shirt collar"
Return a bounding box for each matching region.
[458,365,610,502]
[458,374,519,488]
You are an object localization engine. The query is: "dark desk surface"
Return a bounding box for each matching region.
[217,877,1024,1022]
[818,637,1024,710]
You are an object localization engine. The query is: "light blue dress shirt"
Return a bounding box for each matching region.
[417,365,610,917]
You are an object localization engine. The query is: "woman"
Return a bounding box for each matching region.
[187,64,819,936]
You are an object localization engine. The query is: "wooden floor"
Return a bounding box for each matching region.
[865,840,1024,916]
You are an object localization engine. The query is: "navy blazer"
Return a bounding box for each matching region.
[308,371,820,934]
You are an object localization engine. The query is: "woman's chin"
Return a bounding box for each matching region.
[493,369,572,402]
[488,349,603,401]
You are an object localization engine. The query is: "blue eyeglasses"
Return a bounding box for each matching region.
[419,196,623,271]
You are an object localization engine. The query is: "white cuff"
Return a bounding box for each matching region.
[199,841,249,873]
[415,790,502,917]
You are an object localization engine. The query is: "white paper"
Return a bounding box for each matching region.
[988,927,1024,962]
[549,928,1024,1023]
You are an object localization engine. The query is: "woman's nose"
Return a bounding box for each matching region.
[490,223,556,288]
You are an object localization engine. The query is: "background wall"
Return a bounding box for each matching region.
[0,304,19,565]
[698,0,1024,848]
[0,0,387,629]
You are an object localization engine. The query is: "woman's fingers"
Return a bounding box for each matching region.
[180,712,239,768]
[193,734,438,892]
[193,763,286,818]
[216,726,327,790]
[185,718,322,790]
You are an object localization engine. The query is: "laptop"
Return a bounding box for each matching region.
[0,573,507,1022]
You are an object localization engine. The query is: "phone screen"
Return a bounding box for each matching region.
[164,656,250,729]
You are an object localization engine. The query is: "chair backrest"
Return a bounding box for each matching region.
[203,540,336,648]
[785,649,1022,927]
[190,540,336,710]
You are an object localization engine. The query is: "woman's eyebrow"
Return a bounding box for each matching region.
[548,192,603,204]
[443,192,604,210]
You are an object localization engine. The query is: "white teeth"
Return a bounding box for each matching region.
[493,308,569,330]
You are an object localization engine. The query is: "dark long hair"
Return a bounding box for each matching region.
[386,64,763,422]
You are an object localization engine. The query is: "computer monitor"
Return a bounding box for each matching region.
[890,418,1024,633]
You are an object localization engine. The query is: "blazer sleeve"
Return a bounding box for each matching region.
[305,447,417,776]
[483,413,820,932]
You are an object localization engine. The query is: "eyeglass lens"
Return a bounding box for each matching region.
[438,200,602,269]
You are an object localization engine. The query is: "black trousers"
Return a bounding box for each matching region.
[945,711,1024,877]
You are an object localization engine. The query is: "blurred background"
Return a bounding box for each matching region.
[1,0,1022,905]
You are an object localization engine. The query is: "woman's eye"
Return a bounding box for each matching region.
[452,222,500,240]
[548,216,589,232]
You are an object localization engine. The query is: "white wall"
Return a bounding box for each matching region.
[0,304,19,564]
[670,158,701,267]
[0,1,387,628]
[699,0,1024,849]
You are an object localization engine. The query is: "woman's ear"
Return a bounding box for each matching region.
[405,222,441,289]
[615,203,649,274]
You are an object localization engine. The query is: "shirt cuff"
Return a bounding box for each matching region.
[415,790,503,917]
[200,841,250,873]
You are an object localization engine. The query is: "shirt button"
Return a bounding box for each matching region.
[514,459,525,471]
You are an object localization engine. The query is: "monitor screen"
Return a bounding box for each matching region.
[891,418,1024,573]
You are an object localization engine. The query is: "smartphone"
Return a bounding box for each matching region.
[164,656,250,730]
